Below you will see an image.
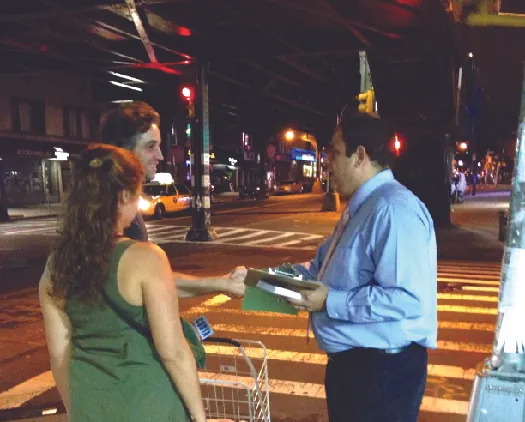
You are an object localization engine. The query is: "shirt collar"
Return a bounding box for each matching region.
[348,169,394,217]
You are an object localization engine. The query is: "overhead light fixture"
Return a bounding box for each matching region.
[109,81,143,92]
[108,71,144,83]
[111,100,134,103]
[468,52,474,58]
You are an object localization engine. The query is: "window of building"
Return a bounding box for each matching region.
[64,107,94,139]
[11,98,45,134]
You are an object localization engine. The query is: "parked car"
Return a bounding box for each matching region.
[239,184,270,200]
[273,180,303,195]
[139,182,192,219]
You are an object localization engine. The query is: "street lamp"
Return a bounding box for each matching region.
[285,130,294,141]
[459,141,468,150]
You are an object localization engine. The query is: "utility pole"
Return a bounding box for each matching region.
[359,51,373,93]
[186,61,217,241]
[0,160,9,222]
[467,65,525,421]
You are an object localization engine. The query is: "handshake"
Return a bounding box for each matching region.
[218,262,329,313]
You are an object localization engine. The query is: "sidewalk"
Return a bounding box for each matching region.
[5,203,62,221]
[2,192,242,221]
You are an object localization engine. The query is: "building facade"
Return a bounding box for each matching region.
[266,129,318,192]
[0,71,100,208]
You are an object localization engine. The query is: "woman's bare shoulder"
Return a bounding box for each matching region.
[120,242,170,275]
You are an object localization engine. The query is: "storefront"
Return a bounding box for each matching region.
[210,148,243,192]
[0,138,85,206]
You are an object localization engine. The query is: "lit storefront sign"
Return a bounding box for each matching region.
[291,148,316,162]
[297,153,315,161]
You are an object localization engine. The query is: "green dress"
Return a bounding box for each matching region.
[66,240,189,422]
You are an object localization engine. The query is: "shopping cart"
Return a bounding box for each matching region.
[199,337,270,422]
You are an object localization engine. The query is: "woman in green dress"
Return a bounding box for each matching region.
[39,144,206,422]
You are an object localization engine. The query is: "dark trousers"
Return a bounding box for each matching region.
[324,343,427,422]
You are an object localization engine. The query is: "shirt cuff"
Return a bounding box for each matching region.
[326,289,349,320]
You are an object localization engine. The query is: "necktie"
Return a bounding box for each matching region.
[306,207,351,342]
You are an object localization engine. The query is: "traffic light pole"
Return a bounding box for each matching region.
[186,61,217,241]
[467,65,525,421]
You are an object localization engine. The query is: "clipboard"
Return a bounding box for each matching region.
[244,268,322,291]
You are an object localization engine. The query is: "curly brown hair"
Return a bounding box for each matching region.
[49,144,145,303]
[99,101,160,151]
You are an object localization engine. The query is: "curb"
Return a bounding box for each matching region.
[0,213,59,223]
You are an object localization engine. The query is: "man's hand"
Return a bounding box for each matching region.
[289,285,329,312]
[220,266,247,298]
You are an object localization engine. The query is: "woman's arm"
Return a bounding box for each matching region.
[38,257,71,412]
[132,244,206,422]
[174,267,246,299]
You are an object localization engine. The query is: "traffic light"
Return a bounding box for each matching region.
[356,89,375,114]
[394,135,401,153]
[180,85,195,118]
[181,85,194,101]
[391,133,404,156]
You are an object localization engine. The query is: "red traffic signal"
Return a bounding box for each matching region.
[390,133,403,155]
[394,134,401,152]
[181,85,194,101]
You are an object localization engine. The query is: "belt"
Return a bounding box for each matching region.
[327,342,418,360]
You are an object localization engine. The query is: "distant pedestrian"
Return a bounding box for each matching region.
[289,113,437,422]
[456,170,467,202]
[472,172,478,196]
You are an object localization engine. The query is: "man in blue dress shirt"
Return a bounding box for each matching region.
[291,113,437,422]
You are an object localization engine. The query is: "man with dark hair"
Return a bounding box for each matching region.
[100,101,245,298]
[290,113,437,421]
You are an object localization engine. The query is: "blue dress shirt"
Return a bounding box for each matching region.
[296,170,437,354]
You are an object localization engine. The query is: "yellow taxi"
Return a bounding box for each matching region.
[139,180,192,219]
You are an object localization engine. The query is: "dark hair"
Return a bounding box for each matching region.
[49,144,145,303]
[339,112,394,168]
[100,101,160,150]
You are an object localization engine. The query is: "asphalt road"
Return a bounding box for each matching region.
[0,190,510,421]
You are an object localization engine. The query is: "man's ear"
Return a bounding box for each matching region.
[354,146,367,167]
[120,190,132,204]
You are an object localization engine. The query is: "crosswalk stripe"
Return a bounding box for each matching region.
[438,277,500,286]
[461,286,500,293]
[438,321,495,332]
[438,269,500,277]
[215,228,246,237]
[246,232,296,246]
[437,293,498,303]
[0,371,54,410]
[420,396,469,415]
[439,260,501,267]
[200,294,232,307]
[220,230,279,242]
[438,273,500,281]
[437,304,498,315]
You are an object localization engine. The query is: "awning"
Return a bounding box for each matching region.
[0,136,89,159]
